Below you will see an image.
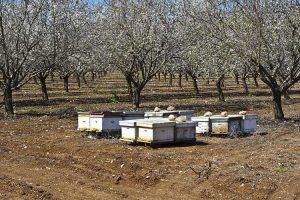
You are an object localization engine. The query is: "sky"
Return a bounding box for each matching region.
[88,0,102,4]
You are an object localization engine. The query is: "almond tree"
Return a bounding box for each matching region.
[32,1,69,100]
[0,0,46,115]
[207,0,300,119]
[102,0,177,108]
[57,0,94,93]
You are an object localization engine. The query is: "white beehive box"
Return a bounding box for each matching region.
[122,111,145,120]
[89,112,123,132]
[78,112,90,131]
[178,110,194,120]
[119,119,144,142]
[144,111,179,119]
[210,115,242,134]
[174,121,196,142]
[240,114,257,133]
[191,116,211,134]
[136,119,175,144]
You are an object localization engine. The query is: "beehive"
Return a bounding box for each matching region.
[89,111,123,132]
[178,110,194,120]
[136,119,175,144]
[210,115,242,134]
[78,112,90,131]
[174,121,196,142]
[119,119,144,142]
[191,116,211,134]
[240,114,257,133]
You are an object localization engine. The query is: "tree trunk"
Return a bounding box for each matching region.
[3,84,14,116]
[33,77,38,85]
[63,75,69,92]
[185,73,188,81]
[158,72,161,81]
[169,73,173,86]
[206,78,210,85]
[191,75,200,96]
[163,72,167,82]
[216,75,225,101]
[178,72,182,88]
[272,88,284,120]
[82,72,88,86]
[283,90,291,100]
[221,79,225,88]
[39,75,49,100]
[253,74,259,87]
[50,72,54,82]
[234,73,239,85]
[91,72,95,81]
[133,87,141,108]
[242,76,249,95]
[76,74,81,88]
[125,75,133,100]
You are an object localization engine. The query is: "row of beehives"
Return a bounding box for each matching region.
[77,110,194,133]
[191,114,257,135]
[78,110,257,144]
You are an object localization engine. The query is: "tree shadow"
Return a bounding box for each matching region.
[130,140,209,149]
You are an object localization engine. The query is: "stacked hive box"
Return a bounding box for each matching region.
[237,114,257,133]
[136,119,176,144]
[78,112,91,131]
[210,115,243,134]
[191,116,211,134]
[89,111,123,132]
[119,119,145,142]
[178,110,194,120]
[174,121,197,142]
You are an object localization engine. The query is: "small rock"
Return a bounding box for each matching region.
[154,107,161,112]
[220,111,228,117]
[167,106,175,111]
[204,112,213,117]
[168,114,176,121]
[115,176,122,184]
[176,116,187,122]
[239,111,247,115]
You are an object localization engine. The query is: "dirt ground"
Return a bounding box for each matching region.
[0,73,300,199]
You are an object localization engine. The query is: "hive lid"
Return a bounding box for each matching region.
[210,116,229,121]
[90,111,123,117]
[210,115,242,121]
[123,111,145,116]
[228,115,243,120]
[175,121,197,127]
[178,110,194,115]
[241,114,257,119]
[191,116,210,122]
[78,112,90,115]
[136,119,175,128]
[144,110,179,117]
[228,114,243,118]
[119,119,146,126]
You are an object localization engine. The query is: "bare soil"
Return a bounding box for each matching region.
[0,73,300,199]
